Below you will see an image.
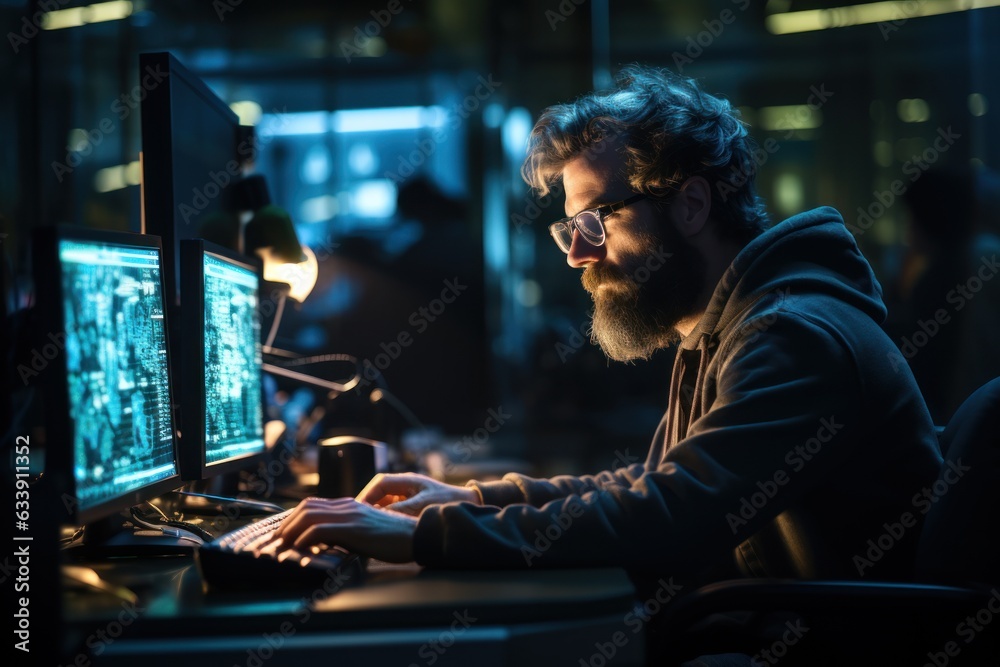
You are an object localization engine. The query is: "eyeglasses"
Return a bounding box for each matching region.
[548,193,649,254]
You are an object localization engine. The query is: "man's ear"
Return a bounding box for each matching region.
[672,176,712,239]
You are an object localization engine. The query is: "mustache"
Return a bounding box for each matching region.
[582,262,635,293]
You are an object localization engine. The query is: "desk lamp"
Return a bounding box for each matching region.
[236,176,317,304]
[246,207,318,304]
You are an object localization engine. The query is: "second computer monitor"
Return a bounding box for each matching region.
[179,240,266,480]
[32,226,181,525]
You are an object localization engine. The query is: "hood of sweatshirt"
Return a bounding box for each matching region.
[680,206,886,351]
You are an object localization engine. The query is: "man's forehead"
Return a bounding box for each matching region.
[561,148,630,215]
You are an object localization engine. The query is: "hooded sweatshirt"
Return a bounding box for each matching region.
[413,207,942,582]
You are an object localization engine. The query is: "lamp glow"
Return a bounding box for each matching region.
[259,245,318,303]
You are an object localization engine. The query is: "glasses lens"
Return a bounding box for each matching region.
[550,223,573,253]
[575,211,605,244]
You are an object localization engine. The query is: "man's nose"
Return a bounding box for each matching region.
[566,228,606,268]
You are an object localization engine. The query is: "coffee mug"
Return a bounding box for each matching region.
[317,436,389,498]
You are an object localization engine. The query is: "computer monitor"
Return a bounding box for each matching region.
[179,239,266,481]
[32,226,180,526]
[140,51,243,309]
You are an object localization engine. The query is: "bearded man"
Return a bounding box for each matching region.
[270,66,940,598]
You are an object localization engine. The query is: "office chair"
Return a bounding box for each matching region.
[657,377,1000,665]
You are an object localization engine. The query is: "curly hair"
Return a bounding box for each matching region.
[522,64,769,243]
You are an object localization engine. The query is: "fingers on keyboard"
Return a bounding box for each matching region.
[253,537,283,558]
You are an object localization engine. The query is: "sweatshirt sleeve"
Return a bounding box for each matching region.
[465,414,668,507]
[465,462,649,508]
[414,313,864,573]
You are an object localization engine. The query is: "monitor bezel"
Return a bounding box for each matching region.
[179,239,267,481]
[32,225,182,526]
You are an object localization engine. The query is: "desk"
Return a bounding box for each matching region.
[61,555,644,667]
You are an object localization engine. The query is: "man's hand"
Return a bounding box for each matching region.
[355,472,481,515]
[269,497,418,562]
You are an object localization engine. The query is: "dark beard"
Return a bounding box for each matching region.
[582,225,705,361]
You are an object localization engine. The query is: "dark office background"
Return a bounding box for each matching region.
[3,0,999,479]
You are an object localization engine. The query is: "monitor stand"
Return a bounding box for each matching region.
[207,468,241,497]
[61,513,199,560]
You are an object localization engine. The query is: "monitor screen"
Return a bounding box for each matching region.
[32,227,180,525]
[179,240,265,480]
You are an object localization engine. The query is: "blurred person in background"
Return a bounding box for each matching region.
[885,166,1000,424]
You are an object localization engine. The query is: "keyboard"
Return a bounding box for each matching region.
[197,509,366,590]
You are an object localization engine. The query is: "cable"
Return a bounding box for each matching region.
[264,346,428,437]
[260,345,300,359]
[144,500,170,522]
[263,290,286,349]
[369,387,426,432]
[128,507,163,531]
[262,362,360,394]
[261,350,364,395]
[59,527,85,548]
[268,352,358,368]
[130,505,214,542]
[175,491,284,514]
